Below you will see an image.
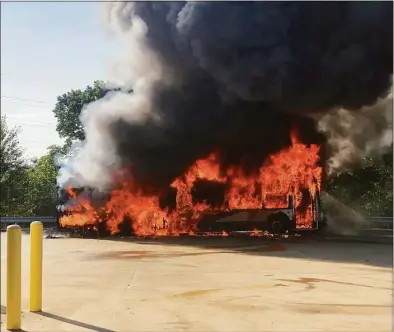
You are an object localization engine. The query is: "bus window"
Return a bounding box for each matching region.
[263,194,289,209]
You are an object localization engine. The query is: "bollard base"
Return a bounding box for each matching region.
[30,221,43,314]
[7,224,22,331]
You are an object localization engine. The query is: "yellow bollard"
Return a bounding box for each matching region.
[30,221,43,312]
[7,224,22,330]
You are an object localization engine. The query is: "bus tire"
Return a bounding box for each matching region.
[266,213,291,234]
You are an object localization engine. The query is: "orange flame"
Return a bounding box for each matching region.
[60,132,322,236]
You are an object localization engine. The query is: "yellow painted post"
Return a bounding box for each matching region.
[7,224,22,330]
[30,221,43,312]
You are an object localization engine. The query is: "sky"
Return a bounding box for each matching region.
[1,2,122,159]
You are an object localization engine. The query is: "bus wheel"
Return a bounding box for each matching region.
[267,213,291,234]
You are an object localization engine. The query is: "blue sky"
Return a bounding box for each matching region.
[1,2,121,158]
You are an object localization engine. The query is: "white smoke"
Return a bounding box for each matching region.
[101,2,168,89]
[318,91,393,174]
[56,85,159,191]
[56,3,167,191]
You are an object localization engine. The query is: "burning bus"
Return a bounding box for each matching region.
[52,2,391,238]
[56,183,326,236]
[56,131,327,236]
[196,188,326,234]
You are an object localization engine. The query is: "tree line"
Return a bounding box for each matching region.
[1,81,392,217]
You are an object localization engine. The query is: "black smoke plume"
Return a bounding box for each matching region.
[58,1,393,195]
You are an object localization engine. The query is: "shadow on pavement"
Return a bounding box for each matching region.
[94,235,393,268]
[35,312,114,332]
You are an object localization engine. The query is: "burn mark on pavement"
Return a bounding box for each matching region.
[277,277,391,290]
[165,320,193,331]
[96,250,236,260]
[288,303,391,315]
[273,283,288,287]
[173,283,282,298]
[93,243,286,260]
[218,302,269,312]
[173,288,224,297]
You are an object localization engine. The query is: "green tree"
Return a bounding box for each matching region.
[25,144,68,216]
[326,148,393,216]
[53,81,131,145]
[0,116,29,216]
[53,80,108,144]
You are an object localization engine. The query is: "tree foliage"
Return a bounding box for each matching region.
[52,80,108,144]
[52,81,131,145]
[24,145,68,216]
[0,117,68,217]
[326,148,393,216]
[1,116,25,179]
[0,116,29,216]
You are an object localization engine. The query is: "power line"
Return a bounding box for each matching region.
[16,123,54,129]
[20,140,59,146]
[1,73,28,81]
[1,72,30,78]
[1,95,52,105]
[1,72,63,83]
[25,146,48,150]
[1,99,51,108]
[1,73,58,85]
[5,116,55,125]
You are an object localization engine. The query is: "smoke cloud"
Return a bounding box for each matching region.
[318,93,393,173]
[58,1,393,194]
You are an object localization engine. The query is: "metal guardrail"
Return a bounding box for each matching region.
[329,216,392,229]
[360,217,393,230]
[1,216,392,227]
[1,217,56,224]
[0,217,56,230]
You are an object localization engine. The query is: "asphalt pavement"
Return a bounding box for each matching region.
[1,233,392,331]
